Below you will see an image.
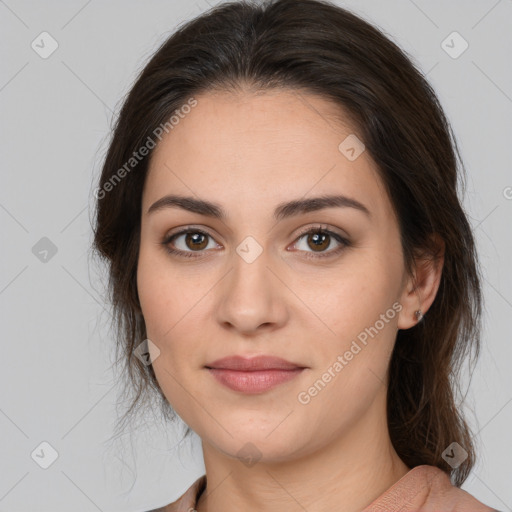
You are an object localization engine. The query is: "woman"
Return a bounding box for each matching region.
[92,0,499,510]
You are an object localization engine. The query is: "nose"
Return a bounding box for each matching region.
[215,247,289,335]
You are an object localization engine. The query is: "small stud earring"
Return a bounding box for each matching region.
[414,309,423,322]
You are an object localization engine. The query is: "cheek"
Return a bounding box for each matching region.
[295,254,401,398]
[137,244,194,332]
[296,304,398,434]
[137,254,203,419]
[136,249,198,371]
[296,253,401,341]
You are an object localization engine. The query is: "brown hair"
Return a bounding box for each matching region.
[91,0,482,486]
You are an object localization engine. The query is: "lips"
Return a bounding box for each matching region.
[205,355,307,394]
[205,355,305,371]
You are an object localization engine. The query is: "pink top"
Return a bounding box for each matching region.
[148,465,499,512]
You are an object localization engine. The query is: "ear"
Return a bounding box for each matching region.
[397,234,445,330]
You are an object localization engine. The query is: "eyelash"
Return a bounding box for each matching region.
[161,225,350,261]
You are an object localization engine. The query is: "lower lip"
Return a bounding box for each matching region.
[207,368,305,394]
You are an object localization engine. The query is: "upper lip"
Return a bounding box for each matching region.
[205,355,306,371]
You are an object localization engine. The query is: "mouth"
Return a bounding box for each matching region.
[205,355,307,394]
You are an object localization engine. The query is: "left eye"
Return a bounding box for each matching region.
[162,227,349,259]
[291,228,349,259]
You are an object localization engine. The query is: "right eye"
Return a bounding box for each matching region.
[162,228,221,258]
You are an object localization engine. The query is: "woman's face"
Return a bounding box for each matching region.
[137,89,417,463]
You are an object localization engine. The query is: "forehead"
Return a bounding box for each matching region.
[150,88,355,169]
[144,89,389,219]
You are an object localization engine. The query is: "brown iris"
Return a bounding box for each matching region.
[306,231,330,252]
[185,232,209,251]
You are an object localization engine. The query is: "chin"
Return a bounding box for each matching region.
[199,416,316,464]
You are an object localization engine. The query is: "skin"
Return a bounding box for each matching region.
[137,88,444,512]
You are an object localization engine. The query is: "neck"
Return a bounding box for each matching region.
[194,388,409,512]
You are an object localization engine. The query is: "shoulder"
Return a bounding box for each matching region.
[145,468,500,512]
[144,475,206,512]
[363,465,499,512]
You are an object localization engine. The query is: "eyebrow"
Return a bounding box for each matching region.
[147,193,371,221]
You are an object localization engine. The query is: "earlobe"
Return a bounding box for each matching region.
[397,235,445,330]
[414,309,424,323]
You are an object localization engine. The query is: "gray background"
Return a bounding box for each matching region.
[1,0,511,510]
